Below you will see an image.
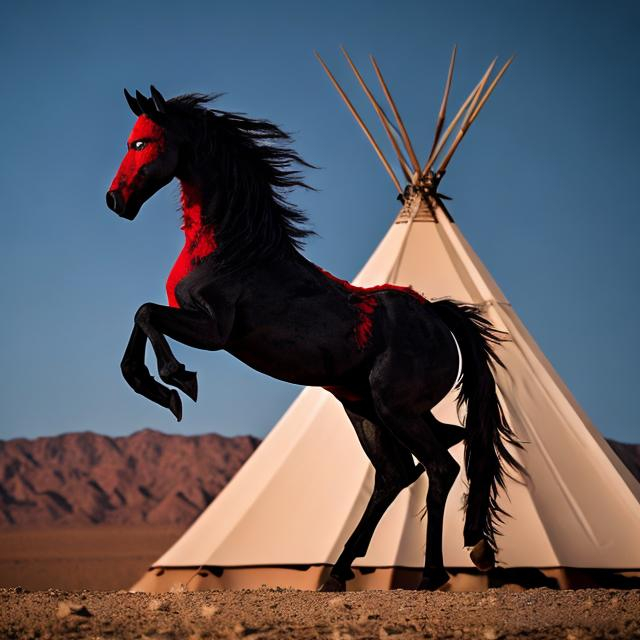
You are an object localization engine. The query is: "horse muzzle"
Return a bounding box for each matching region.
[106,190,137,220]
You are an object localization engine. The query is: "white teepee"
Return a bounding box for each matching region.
[132,50,640,592]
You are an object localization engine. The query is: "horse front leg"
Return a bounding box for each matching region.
[134,304,199,404]
[126,302,232,420]
[120,323,183,420]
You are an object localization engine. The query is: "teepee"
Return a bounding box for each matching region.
[132,49,640,592]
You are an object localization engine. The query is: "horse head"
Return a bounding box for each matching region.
[106,88,314,271]
[106,87,180,220]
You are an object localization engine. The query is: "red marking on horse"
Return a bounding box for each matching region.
[166,182,218,308]
[316,267,427,349]
[353,295,377,348]
[109,116,165,201]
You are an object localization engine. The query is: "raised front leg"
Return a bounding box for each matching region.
[121,323,183,420]
[122,302,233,420]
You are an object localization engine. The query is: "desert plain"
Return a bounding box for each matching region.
[2,585,639,640]
[1,526,639,639]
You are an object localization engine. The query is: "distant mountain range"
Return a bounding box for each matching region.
[0,430,637,528]
[0,429,260,528]
[607,439,640,483]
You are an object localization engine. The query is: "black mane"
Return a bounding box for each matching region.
[168,94,314,271]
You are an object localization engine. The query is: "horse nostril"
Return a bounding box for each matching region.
[106,190,124,214]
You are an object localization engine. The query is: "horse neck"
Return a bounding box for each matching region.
[179,179,207,242]
[178,179,219,267]
[178,152,304,273]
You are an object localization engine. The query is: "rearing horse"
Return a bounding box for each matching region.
[106,87,523,591]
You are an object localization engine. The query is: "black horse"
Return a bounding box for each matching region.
[106,87,523,591]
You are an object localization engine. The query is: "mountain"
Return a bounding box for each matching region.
[607,439,640,483]
[0,429,260,528]
[0,430,637,529]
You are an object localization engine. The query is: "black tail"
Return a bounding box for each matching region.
[431,299,525,552]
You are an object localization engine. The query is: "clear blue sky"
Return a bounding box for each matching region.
[1,1,638,443]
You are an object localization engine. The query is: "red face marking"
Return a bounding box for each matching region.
[165,182,218,308]
[109,116,165,200]
[317,267,426,349]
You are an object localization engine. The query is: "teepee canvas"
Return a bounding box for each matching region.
[132,50,640,592]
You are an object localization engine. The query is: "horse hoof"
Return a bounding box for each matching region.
[162,367,198,402]
[168,390,183,422]
[178,369,198,402]
[417,568,450,591]
[469,538,495,572]
[318,576,346,592]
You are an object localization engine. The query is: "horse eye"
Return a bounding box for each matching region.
[133,141,147,151]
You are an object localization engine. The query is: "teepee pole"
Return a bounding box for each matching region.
[467,55,515,127]
[464,59,496,122]
[426,58,496,175]
[437,56,512,174]
[422,70,488,175]
[369,55,422,176]
[315,51,403,194]
[427,45,457,162]
[340,47,413,185]
[378,109,420,183]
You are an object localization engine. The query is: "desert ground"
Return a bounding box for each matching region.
[1,528,639,639]
[0,526,184,591]
[2,586,639,639]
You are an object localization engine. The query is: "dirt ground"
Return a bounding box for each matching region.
[0,526,184,591]
[1,529,639,638]
[1,587,638,640]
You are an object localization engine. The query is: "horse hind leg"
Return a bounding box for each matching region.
[371,388,460,590]
[427,415,496,572]
[319,403,422,592]
[424,412,466,450]
[422,412,497,577]
[464,480,497,572]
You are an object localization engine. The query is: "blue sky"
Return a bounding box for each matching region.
[1,0,638,443]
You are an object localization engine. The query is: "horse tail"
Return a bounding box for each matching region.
[430,299,525,552]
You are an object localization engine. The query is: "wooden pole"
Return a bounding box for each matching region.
[315,51,403,194]
[377,108,415,178]
[461,58,497,129]
[341,47,413,184]
[422,73,487,175]
[369,55,422,175]
[435,58,500,174]
[427,45,457,162]
[467,56,515,126]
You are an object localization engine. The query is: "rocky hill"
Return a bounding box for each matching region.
[0,430,637,529]
[608,439,640,482]
[0,429,260,528]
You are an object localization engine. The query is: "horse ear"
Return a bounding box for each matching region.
[150,85,167,113]
[135,90,155,114]
[124,89,142,116]
[135,89,169,126]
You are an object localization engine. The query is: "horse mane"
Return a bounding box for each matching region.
[167,94,315,272]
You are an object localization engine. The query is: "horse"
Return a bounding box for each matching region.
[106,87,523,591]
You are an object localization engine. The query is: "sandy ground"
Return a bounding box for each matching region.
[1,588,638,640]
[0,526,184,591]
[1,530,639,638]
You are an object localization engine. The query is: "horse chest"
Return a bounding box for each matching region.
[166,230,217,308]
